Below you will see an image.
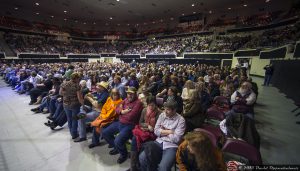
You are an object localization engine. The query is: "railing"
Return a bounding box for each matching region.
[0,52,5,58]
[260,46,287,59]
[184,52,233,59]
[234,49,261,57]
[293,42,300,58]
[18,53,60,59]
[67,54,100,59]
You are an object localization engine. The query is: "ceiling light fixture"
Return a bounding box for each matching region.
[83,22,86,24]
[265,0,270,2]
[14,7,18,10]
[50,15,54,18]
[93,22,96,24]
[36,12,39,15]
[182,13,185,16]
[64,18,67,21]
[109,17,113,20]
[209,10,212,14]
[35,2,39,6]
[192,4,195,7]
[116,0,120,1]
[228,7,231,10]
[193,12,196,14]
[75,20,78,23]
[243,4,247,7]
[64,10,67,13]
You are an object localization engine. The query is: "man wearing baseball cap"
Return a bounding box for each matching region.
[102,87,143,164]
[74,81,109,142]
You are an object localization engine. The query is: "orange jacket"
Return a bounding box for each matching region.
[91,97,122,132]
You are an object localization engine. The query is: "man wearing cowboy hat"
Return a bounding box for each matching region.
[74,81,110,142]
[102,87,143,164]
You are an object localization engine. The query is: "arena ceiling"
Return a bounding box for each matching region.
[0,0,292,31]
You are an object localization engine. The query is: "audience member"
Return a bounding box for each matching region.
[59,72,84,139]
[89,88,123,148]
[176,132,226,171]
[139,100,185,171]
[102,87,143,164]
[230,81,257,119]
[129,96,161,171]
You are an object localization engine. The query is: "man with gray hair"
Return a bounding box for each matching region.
[230,81,257,119]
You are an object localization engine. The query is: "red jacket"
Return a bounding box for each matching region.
[116,98,144,125]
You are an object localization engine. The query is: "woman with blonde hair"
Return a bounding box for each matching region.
[181,80,195,103]
[176,132,226,171]
[220,76,234,99]
[197,76,205,84]
[88,88,123,148]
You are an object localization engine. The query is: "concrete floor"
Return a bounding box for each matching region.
[253,77,300,164]
[0,76,299,171]
[0,80,130,171]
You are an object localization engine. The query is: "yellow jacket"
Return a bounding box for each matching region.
[91,97,122,132]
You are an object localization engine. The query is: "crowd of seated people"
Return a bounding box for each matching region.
[4,33,126,56]
[3,21,300,57]
[244,23,300,49]
[122,40,156,55]
[123,37,191,56]
[0,60,262,170]
[212,35,252,52]
[184,36,213,53]
[1,7,298,39]
[238,11,283,27]
[209,11,285,29]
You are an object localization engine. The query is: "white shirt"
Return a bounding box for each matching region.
[231,90,256,105]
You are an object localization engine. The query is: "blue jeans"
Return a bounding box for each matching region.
[49,98,58,116]
[263,74,272,86]
[102,121,134,157]
[131,136,138,152]
[38,97,49,112]
[64,105,80,138]
[139,141,177,171]
[18,80,27,92]
[78,109,99,139]
[54,110,67,127]
[91,124,109,145]
[92,128,101,145]
[10,76,18,87]
[53,102,64,119]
